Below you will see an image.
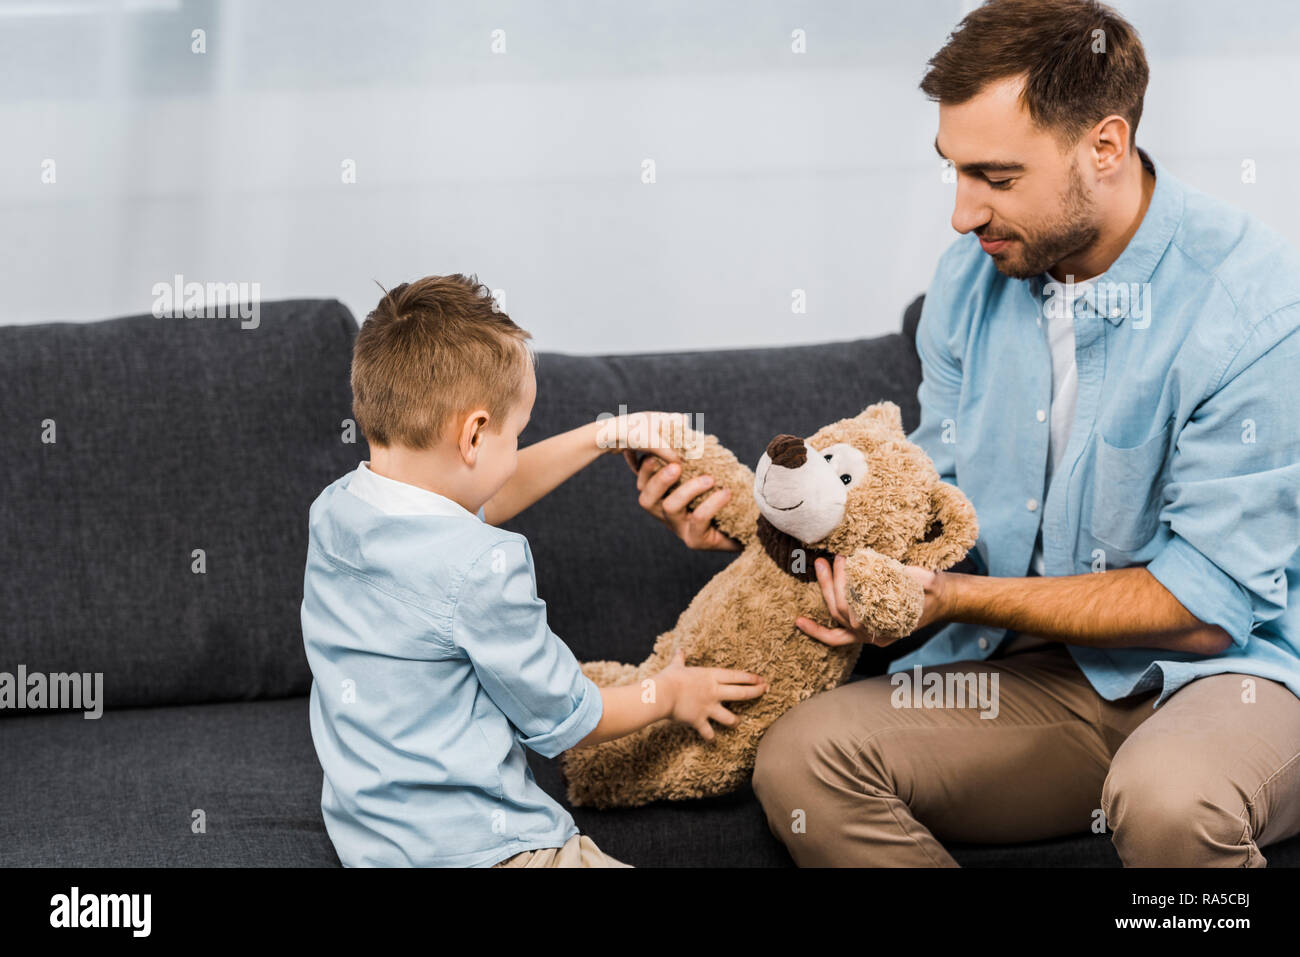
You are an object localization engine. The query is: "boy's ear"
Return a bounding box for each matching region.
[459,409,492,464]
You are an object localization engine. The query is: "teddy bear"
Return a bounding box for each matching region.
[560,400,979,808]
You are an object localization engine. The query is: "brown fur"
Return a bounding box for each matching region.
[561,401,979,808]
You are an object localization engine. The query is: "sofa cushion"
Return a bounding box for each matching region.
[502,323,926,670]
[5,690,1298,867]
[0,696,338,866]
[0,689,1167,868]
[0,300,364,713]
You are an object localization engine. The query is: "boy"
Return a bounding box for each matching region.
[301,274,768,867]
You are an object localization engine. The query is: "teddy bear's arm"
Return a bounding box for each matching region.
[843,547,926,641]
[654,419,760,548]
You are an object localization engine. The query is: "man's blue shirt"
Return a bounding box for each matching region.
[892,149,1300,707]
[300,469,603,866]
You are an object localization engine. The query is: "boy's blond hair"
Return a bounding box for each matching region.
[351,275,534,449]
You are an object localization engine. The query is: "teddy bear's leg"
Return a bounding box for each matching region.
[580,660,639,688]
[563,706,762,808]
[562,720,677,808]
[844,547,926,641]
[645,728,758,803]
[562,628,684,807]
[564,714,746,809]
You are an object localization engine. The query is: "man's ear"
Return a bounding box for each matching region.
[1090,114,1133,177]
[458,409,491,465]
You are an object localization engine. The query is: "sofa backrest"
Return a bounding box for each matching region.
[0,300,364,713]
[502,298,927,672]
[0,295,927,713]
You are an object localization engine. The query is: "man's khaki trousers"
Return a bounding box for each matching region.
[752,634,1300,866]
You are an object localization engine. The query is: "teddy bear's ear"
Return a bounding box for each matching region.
[856,401,905,437]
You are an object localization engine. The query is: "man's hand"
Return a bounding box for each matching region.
[625,452,744,552]
[795,555,949,647]
[658,650,768,740]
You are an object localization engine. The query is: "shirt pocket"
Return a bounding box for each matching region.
[1087,417,1173,553]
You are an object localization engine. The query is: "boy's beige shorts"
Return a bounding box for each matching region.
[492,834,633,868]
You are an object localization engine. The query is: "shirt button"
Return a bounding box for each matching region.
[1036,409,1047,422]
[978,637,990,651]
[1027,498,1039,511]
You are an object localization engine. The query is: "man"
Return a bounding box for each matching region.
[629,0,1300,866]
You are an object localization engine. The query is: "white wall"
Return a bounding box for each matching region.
[2,0,1298,353]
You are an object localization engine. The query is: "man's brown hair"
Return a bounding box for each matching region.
[351,275,534,449]
[920,0,1149,147]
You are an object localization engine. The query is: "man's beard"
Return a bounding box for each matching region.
[981,162,1100,279]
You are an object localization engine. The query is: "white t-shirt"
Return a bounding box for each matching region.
[1028,275,1090,576]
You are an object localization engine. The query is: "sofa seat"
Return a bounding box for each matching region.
[0,697,338,867]
[6,690,1297,867]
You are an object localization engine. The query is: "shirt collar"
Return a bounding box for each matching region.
[1028,147,1183,325]
[344,461,479,520]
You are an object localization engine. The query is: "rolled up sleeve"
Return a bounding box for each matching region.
[1146,534,1254,646]
[451,538,603,757]
[1146,312,1300,648]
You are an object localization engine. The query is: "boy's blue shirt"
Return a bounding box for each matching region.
[893,148,1300,707]
[301,465,603,867]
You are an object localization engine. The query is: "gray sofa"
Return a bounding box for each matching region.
[2,297,1295,867]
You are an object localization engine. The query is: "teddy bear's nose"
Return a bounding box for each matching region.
[765,434,807,469]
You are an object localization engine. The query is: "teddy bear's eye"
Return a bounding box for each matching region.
[840,474,851,485]
[823,453,833,462]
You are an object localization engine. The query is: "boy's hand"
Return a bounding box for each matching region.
[595,410,685,464]
[659,649,767,741]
